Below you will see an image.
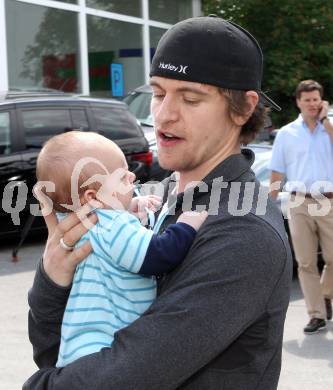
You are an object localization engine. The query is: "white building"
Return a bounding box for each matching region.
[0,0,202,97]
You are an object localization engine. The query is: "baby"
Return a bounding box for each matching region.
[36,131,207,367]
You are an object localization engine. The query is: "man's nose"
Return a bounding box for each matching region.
[153,95,179,125]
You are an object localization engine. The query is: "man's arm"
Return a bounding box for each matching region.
[24,215,287,390]
[321,117,333,141]
[268,128,287,201]
[27,260,71,367]
[270,171,285,201]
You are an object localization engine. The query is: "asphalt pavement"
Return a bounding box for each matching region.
[0,237,332,390]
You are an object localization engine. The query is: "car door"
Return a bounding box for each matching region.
[0,106,25,237]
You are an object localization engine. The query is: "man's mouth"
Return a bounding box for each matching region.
[158,131,181,141]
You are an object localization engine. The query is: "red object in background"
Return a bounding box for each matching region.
[89,66,109,77]
[42,54,77,92]
[132,151,153,167]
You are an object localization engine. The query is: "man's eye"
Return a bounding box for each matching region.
[184,98,199,105]
[153,94,164,100]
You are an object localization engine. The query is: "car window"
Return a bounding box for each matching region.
[255,166,270,187]
[91,106,140,140]
[0,111,12,154]
[124,92,152,123]
[251,150,272,187]
[71,109,89,130]
[21,109,72,147]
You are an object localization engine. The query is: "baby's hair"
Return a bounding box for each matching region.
[36,131,119,212]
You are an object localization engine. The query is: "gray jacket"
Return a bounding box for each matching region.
[23,149,292,390]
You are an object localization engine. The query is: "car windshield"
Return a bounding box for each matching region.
[123,91,153,126]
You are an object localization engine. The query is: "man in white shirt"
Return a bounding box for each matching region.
[270,79,333,334]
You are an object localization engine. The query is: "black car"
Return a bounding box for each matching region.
[0,90,153,239]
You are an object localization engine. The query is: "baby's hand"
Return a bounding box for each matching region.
[130,195,162,213]
[177,210,208,231]
[129,195,162,224]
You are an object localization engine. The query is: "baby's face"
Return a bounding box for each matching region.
[96,165,136,210]
[74,141,136,210]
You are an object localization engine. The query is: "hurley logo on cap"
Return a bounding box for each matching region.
[159,62,188,74]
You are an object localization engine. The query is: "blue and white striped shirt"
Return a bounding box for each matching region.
[56,210,156,367]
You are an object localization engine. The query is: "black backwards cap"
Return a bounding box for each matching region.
[150,15,281,111]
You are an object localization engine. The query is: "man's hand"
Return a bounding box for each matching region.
[318,100,329,122]
[36,188,101,286]
[269,171,285,201]
[318,100,333,139]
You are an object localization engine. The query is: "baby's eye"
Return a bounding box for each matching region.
[121,172,131,182]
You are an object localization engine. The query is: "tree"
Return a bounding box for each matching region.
[203,0,333,126]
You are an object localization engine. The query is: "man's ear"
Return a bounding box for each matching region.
[232,91,259,126]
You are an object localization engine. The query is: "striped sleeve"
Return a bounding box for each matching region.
[89,210,154,273]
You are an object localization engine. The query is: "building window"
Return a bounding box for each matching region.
[149,0,192,24]
[150,26,167,60]
[87,16,144,97]
[3,0,197,97]
[5,0,80,92]
[86,1,141,17]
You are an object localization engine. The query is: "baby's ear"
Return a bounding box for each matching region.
[82,189,97,203]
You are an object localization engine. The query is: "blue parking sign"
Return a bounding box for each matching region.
[111,63,124,97]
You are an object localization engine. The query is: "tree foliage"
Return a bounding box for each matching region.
[203,0,333,126]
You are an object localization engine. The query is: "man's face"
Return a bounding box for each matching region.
[296,90,322,120]
[150,77,240,178]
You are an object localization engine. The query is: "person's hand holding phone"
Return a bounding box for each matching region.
[318,100,329,122]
